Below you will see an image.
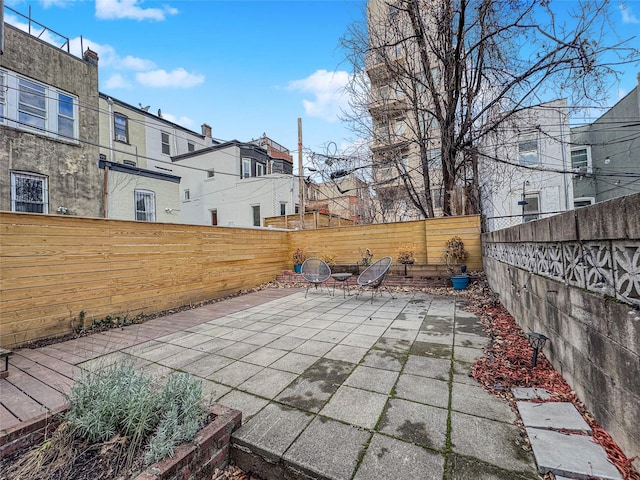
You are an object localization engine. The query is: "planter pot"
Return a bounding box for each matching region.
[293,264,302,274]
[451,274,470,290]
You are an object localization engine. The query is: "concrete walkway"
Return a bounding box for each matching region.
[3,288,542,479]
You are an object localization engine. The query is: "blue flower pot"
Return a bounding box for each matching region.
[294,264,302,274]
[451,274,470,290]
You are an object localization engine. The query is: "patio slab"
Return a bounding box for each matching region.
[517,401,592,433]
[3,289,618,480]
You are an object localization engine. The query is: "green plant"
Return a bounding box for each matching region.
[293,247,306,265]
[396,246,415,265]
[65,363,208,469]
[358,248,373,266]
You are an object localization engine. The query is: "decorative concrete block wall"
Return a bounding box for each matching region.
[482,193,640,466]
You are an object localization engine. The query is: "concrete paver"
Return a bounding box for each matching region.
[526,427,623,480]
[517,401,592,433]
[4,289,624,480]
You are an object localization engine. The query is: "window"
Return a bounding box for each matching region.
[427,149,441,168]
[256,163,266,177]
[394,116,407,137]
[252,205,261,227]
[523,194,540,222]
[114,113,128,143]
[571,147,591,172]
[207,169,215,178]
[0,71,6,124]
[519,136,538,166]
[574,197,595,208]
[161,132,170,155]
[242,158,251,178]
[134,190,156,222]
[11,172,48,213]
[0,69,78,140]
[431,187,444,210]
[18,77,46,131]
[184,189,190,201]
[280,202,287,216]
[188,141,195,152]
[211,209,218,226]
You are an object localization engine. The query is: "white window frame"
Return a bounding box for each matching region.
[242,158,252,178]
[280,202,287,216]
[10,171,49,213]
[114,113,128,143]
[207,169,215,178]
[0,68,78,141]
[252,205,261,227]
[187,141,195,152]
[518,134,539,166]
[134,189,156,222]
[256,163,266,177]
[183,189,190,201]
[570,146,592,174]
[574,197,595,208]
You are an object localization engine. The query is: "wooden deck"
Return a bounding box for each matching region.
[0,289,297,433]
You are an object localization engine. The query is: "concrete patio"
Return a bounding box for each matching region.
[1,287,541,479]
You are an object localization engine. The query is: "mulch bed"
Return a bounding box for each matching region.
[467,295,640,480]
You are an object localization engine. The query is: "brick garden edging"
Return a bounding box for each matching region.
[1,403,242,480]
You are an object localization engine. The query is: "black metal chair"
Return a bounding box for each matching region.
[356,256,395,303]
[301,258,332,298]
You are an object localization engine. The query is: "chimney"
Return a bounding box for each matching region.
[201,123,212,138]
[83,48,99,66]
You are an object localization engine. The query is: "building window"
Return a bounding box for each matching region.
[184,189,190,201]
[252,205,261,226]
[0,70,5,123]
[256,163,266,177]
[211,209,218,226]
[114,113,128,143]
[431,187,444,210]
[280,202,287,216]
[571,147,591,172]
[188,141,195,152]
[1,69,78,140]
[574,197,595,208]
[18,77,46,131]
[519,136,538,166]
[207,169,215,178]
[523,193,540,222]
[11,172,48,213]
[394,116,407,137]
[161,132,170,155]
[427,149,441,167]
[242,158,251,178]
[134,190,156,222]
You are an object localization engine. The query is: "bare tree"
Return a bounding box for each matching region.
[340,0,639,216]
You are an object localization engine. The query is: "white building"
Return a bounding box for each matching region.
[480,99,574,231]
[170,140,298,227]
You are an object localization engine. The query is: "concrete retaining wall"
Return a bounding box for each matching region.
[482,193,640,466]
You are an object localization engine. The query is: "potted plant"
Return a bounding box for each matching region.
[293,248,306,273]
[443,236,469,289]
[396,245,415,277]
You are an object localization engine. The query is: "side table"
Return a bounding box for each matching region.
[331,273,353,298]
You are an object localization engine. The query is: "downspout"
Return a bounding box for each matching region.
[558,108,569,210]
[104,97,115,218]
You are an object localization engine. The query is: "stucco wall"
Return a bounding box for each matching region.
[482,193,640,465]
[0,25,102,217]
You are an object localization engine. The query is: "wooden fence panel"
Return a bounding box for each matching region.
[0,212,480,348]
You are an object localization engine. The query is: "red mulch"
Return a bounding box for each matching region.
[468,303,639,480]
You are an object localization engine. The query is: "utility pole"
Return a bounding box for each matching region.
[298,118,304,230]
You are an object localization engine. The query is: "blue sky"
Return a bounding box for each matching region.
[4,0,640,163]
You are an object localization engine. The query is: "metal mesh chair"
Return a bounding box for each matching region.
[356,256,395,303]
[301,258,332,298]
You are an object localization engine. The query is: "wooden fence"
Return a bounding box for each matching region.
[0,213,481,348]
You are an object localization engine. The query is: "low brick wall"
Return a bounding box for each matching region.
[1,403,242,479]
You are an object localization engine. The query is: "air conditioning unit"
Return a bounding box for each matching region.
[116,134,127,142]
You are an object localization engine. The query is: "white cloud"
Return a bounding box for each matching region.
[104,73,132,89]
[136,68,205,88]
[620,4,640,23]
[160,113,194,128]
[39,0,75,7]
[95,0,178,21]
[288,70,351,122]
[119,55,157,71]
